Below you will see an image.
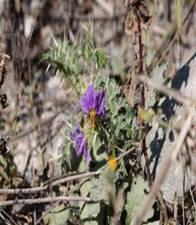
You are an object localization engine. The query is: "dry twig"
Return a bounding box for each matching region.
[139,75,195,105]
[0,171,101,194]
[133,106,195,225]
[153,1,196,66]
[0,147,137,195]
[0,196,92,206]
[95,0,114,16]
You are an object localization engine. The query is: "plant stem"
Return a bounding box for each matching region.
[137,15,143,74]
[136,14,169,223]
[0,171,101,194]
[0,196,92,206]
[133,106,195,225]
[136,14,151,184]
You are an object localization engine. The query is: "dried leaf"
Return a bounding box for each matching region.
[125,11,135,36]
[123,70,140,108]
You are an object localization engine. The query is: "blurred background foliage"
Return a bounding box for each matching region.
[0,0,195,224]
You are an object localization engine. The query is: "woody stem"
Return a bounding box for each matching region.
[136,14,151,184]
[136,13,169,223]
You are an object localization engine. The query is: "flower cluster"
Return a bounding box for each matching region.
[71,84,105,162]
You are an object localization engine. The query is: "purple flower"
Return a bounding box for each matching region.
[71,126,91,162]
[80,84,105,129]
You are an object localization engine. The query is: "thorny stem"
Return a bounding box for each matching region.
[136,14,151,183]
[136,13,168,224]
[137,15,143,75]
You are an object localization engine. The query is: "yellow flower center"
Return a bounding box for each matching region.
[89,109,96,129]
[108,155,117,172]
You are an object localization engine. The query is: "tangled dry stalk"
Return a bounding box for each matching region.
[133,75,196,225]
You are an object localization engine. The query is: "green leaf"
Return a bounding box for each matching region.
[125,176,148,225]
[42,39,83,78]
[84,43,94,63]
[85,129,107,162]
[95,49,107,69]
[80,178,102,219]
[80,178,103,201]
[43,204,70,225]
[0,154,7,168]
[80,202,100,220]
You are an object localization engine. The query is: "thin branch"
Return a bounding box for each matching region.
[0,147,137,195]
[133,106,195,225]
[100,146,136,170]
[185,168,196,210]
[72,12,125,21]
[0,196,92,206]
[23,3,41,62]
[153,0,196,66]
[0,207,18,225]
[0,171,101,194]
[139,75,194,105]
[95,0,114,16]
[50,171,101,187]
[116,146,137,161]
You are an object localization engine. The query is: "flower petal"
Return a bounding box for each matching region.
[70,125,80,141]
[71,126,91,162]
[95,91,105,116]
[77,136,86,155]
[84,148,92,162]
[80,84,96,114]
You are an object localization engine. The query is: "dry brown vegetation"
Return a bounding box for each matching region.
[0,0,195,225]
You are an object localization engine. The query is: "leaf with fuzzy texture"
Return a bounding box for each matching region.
[125,176,149,224]
[43,204,70,225]
[80,178,102,219]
